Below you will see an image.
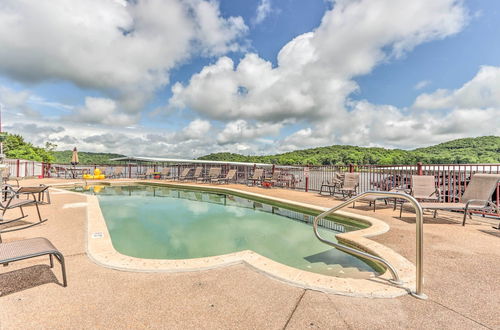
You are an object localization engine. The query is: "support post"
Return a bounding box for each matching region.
[417,162,423,176]
[349,163,354,173]
[16,159,20,177]
[305,165,309,192]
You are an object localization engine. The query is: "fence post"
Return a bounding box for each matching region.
[305,165,309,192]
[128,164,132,178]
[16,159,20,177]
[417,162,423,176]
[349,164,354,173]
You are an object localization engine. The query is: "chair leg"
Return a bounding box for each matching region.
[433,210,437,218]
[49,254,54,268]
[462,206,469,226]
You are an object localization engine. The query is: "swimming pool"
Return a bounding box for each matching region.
[75,184,378,278]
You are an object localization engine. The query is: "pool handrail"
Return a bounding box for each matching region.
[313,191,427,299]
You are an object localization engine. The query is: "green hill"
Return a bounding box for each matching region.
[52,151,126,165]
[198,136,500,165]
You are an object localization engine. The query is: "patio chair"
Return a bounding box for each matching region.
[265,170,283,187]
[338,173,360,198]
[160,167,171,179]
[192,167,204,182]
[247,168,264,186]
[137,168,155,179]
[0,185,48,234]
[402,173,500,226]
[398,175,439,217]
[319,173,344,195]
[178,168,193,181]
[1,168,19,187]
[0,237,67,286]
[111,167,124,178]
[200,167,221,183]
[211,169,237,184]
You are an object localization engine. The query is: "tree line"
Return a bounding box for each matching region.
[198,136,500,165]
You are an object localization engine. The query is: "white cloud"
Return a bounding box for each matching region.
[254,0,272,24]
[413,66,500,110]
[0,85,39,117]
[217,120,282,144]
[180,119,212,140]
[0,0,248,118]
[69,97,138,126]
[414,80,431,90]
[169,0,468,125]
[5,0,497,157]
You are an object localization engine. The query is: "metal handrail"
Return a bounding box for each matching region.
[313,191,427,299]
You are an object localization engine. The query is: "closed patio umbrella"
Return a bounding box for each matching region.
[71,147,79,165]
[70,147,79,178]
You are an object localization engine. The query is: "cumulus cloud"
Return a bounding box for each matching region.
[5,0,496,157]
[169,0,468,125]
[69,97,138,126]
[179,119,212,140]
[0,0,248,118]
[413,66,500,110]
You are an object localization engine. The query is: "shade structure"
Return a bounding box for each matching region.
[71,147,79,165]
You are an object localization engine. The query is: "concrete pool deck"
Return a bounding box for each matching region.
[1,178,499,329]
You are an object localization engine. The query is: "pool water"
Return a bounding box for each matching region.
[76,185,377,277]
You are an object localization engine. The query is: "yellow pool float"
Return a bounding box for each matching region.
[83,168,106,180]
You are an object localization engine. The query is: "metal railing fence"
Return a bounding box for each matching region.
[3,158,499,216]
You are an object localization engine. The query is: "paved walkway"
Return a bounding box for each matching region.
[1,179,499,329]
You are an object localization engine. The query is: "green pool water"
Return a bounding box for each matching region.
[75,185,377,277]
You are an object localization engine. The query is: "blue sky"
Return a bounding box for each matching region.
[0,0,498,157]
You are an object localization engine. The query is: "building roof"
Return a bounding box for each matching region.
[109,156,278,167]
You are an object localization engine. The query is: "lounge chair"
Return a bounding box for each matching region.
[192,167,204,182]
[0,185,48,232]
[111,167,124,178]
[266,170,283,187]
[160,167,171,179]
[1,168,19,187]
[212,169,237,184]
[178,168,193,181]
[0,237,67,286]
[200,167,221,183]
[338,173,360,198]
[319,173,343,195]
[137,168,155,179]
[398,175,439,217]
[402,173,500,226]
[247,168,264,186]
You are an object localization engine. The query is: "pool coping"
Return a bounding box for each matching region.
[51,181,416,298]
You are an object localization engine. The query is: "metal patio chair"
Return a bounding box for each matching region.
[211,169,237,184]
[319,172,344,195]
[178,168,193,181]
[201,167,221,183]
[338,173,360,198]
[0,236,67,287]
[0,185,48,234]
[247,168,264,186]
[401,173,500,226]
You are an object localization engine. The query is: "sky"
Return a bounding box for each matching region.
[0,0,499,158]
